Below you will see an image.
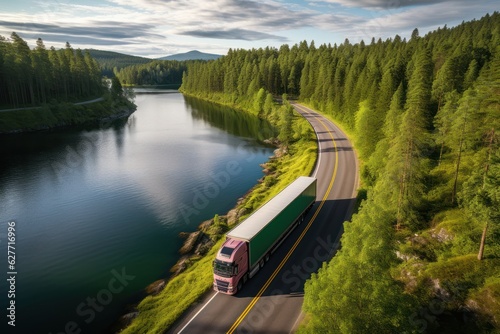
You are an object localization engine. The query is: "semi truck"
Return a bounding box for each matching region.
[213,176,317,294]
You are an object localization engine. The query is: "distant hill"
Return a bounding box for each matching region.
[85,49,152,77]
[157,50,222,61]
[85,49,222,77]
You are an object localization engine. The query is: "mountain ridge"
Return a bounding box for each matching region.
[157,50,222,61]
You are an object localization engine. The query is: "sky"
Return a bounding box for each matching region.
[0,0,497,58]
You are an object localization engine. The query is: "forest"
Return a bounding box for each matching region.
[0,33,103,108]
[86,49,151,78]
[180,12,499,333]
[114,60,189,86]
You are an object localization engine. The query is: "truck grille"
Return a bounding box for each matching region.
[215,279,229,292]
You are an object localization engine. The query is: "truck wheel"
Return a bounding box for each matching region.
[237,280,243,292]
[259,259,264,268]
[265,253,270,262]
[243,274,248,284]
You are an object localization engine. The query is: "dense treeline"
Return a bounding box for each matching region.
[114,60,189,86]
[180,42,306,100]
[0,33,104,108]
[181,12,499,333]
[86,49,151,77]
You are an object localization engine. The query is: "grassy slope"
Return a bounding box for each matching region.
[395,206,500,332]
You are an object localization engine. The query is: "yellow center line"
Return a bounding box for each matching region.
[226,104,339,334]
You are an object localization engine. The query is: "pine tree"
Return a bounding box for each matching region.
[354,100,380,160]
[395,46,433,229]
[302,199,417,333]
[432,58,459,113]
[450,88,478,204]
[11,32,35,105]
[463,59,479,90]
[253,88,266,116]
[434,90,460,165]
[278,99,294,145]
[368,83,405,184]
[32,38,52,103]
[111,76,123,97]
[263,92,274,118]
[461,147,499,260]
[0,33,105,107]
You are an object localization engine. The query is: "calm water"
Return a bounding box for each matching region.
[0,91,275,333]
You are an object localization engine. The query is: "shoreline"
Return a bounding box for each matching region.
[168,142,284,275]
[0,96,136,135]
[113,93,317,333]
[110,143,284,332]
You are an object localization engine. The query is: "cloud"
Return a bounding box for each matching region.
[0,20,159,40]
[312,0,452,9]
[314,0,496,43]
[0,0,313,55]
[367,1,495,37]
[0,0,496,57]
[108,0,314,31]
[179,28,288,42]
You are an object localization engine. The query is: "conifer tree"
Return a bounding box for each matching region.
[32,38,52,103]
[368,83,405,184]
[11,32,35,105]
[395,46,433,229]
[263,93,274,118]
[253,88,266,116]
[463,59,479,90]
[0,33,105,107]
[434,90,460,165]
[302,198,417,333]
[111,76,123,97]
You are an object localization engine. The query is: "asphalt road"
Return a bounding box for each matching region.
[168,103,359,334]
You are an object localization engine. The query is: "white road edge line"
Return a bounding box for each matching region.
[177,291,219,334]
[312,113,322,179]
[290,310,305,334]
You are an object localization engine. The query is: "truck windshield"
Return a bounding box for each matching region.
[213,259,234,278]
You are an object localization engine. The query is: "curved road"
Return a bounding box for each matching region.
[168,103,359,334]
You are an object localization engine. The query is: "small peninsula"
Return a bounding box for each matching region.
[0,33,136,134]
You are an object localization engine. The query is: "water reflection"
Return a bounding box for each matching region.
[112,122,126,157]
[0,91,275,333]
[183,95,277,143]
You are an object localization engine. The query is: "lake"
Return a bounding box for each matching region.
[0,91,275,333]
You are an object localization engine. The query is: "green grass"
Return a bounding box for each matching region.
[242,140,316,212]
[469,276,500,329]
[432,209,484,259]
[122,238,225,333]
[240,116,317,214]
[426,255,500,286]
[121,97,317,334]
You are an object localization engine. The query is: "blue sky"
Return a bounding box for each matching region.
[0,0,497,58]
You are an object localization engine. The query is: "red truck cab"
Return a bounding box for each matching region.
[213,238,249,294]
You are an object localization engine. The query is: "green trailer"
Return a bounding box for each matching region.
[227,176,316,270]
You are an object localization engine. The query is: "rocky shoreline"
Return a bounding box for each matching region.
[160,146,285,279]
[112,145,284,332]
